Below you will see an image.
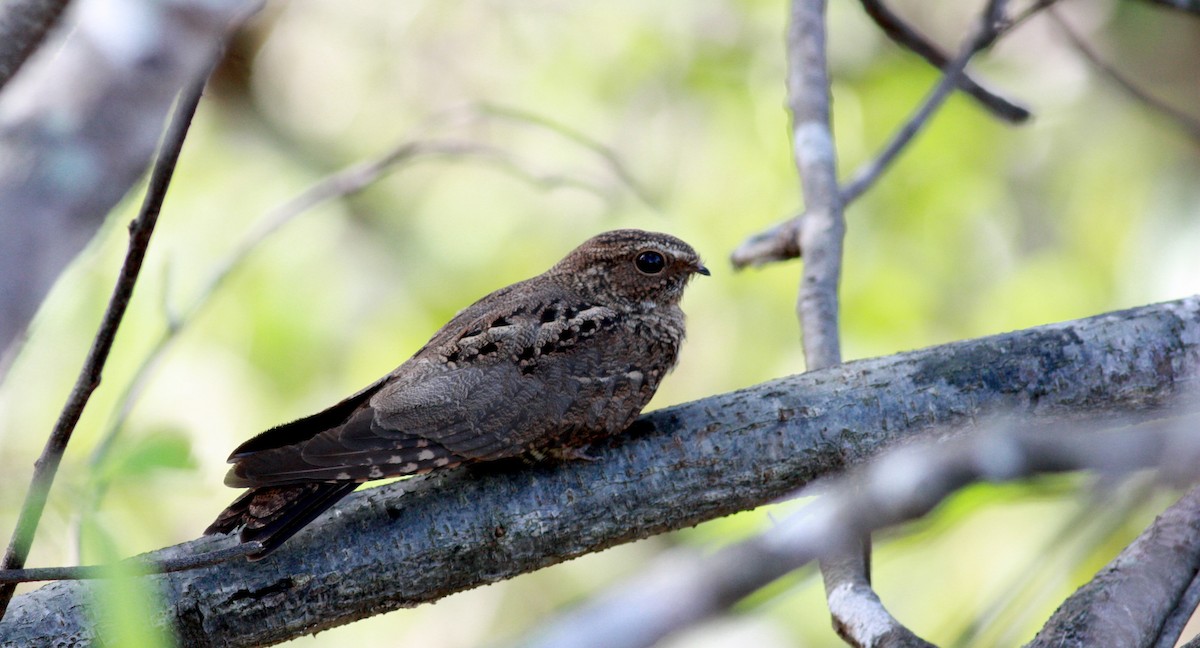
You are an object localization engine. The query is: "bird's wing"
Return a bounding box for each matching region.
[226,302,659,487]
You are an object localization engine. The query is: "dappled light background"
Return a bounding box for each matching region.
[1,0,1199,645]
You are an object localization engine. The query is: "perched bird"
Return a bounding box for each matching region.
[205,229,708,558]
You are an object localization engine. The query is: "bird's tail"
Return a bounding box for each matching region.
[205,482,359,559]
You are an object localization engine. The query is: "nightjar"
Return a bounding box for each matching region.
[205,229,708,557]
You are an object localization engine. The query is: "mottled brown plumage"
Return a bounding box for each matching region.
[205,229,708,557]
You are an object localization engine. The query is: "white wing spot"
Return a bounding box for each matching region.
[434,457,451,467]
[417,449,436,461]
[401,462,419,472]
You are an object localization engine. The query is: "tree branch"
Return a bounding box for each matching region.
[858,0,1030,123]
[516,421,1200,648]
[2,296,1198,646]
[787,0,844,370]
[732,0,1040,271]
[1050,9,1200,145]
[1027,483,1200,647]
[0,69,211,620]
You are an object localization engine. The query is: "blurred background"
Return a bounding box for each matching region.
[1,0,1198,645]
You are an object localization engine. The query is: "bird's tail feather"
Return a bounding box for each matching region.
[205,482,358,559]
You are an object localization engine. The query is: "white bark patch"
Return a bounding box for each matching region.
[827,583,893,644]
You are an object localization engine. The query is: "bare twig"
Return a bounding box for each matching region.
[1050,9,1200,145]
[732,0,1049,271]
[0,72,209,620]
[474,102,660,210]
[0,542,263,584]
[516,421,1200,648]
[858,0,1030,123]
[841,0,1011,206]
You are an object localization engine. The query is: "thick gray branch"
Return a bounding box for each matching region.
[3,296,1199,647]
[0,0,256,361]
[517,422,1200,648]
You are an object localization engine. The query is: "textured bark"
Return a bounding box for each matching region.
[1027,484,1200,648]
[2,296,1199,647]
[0,0,256,358]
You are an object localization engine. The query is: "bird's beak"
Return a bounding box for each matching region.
[694,263,711,276]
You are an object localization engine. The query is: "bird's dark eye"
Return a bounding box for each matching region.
[635,250,666,275]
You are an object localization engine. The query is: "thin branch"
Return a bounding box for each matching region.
[842,0,1011,205]
[858,0,1030,123]
[787,0,844,370]
[0,72,209,620]
[0,543,263,584]
[732,0,1053,271]
[516,421,1200,648]
[2,296,1198,645]
[1050,9,1200,145]
[473,102,661,210]
[787,2,889,644]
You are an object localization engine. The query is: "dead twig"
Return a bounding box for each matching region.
[0,542,263,584]
[858,0,1029,123]
[0,71,209,620]
[1050,9,1200,145]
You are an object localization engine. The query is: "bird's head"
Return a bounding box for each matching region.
[551,229,709,308]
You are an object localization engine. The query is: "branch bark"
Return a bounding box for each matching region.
[516,422,1200,648]
[1,296,1198,646]
[1027,484,1200,647]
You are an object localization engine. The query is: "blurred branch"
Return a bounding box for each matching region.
[1027,482,1200,647]
[517,421,1200,648]
[1,296,1198,644]
[731,0,1049,271]
[0,70,210,621]
[0,0,69,91]
[0,543,262,584]
[785,1,894,644]
[858,0,1030,123]
[473,102,661,210]
[1050,9,1200,145]
[0,0,257,375]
